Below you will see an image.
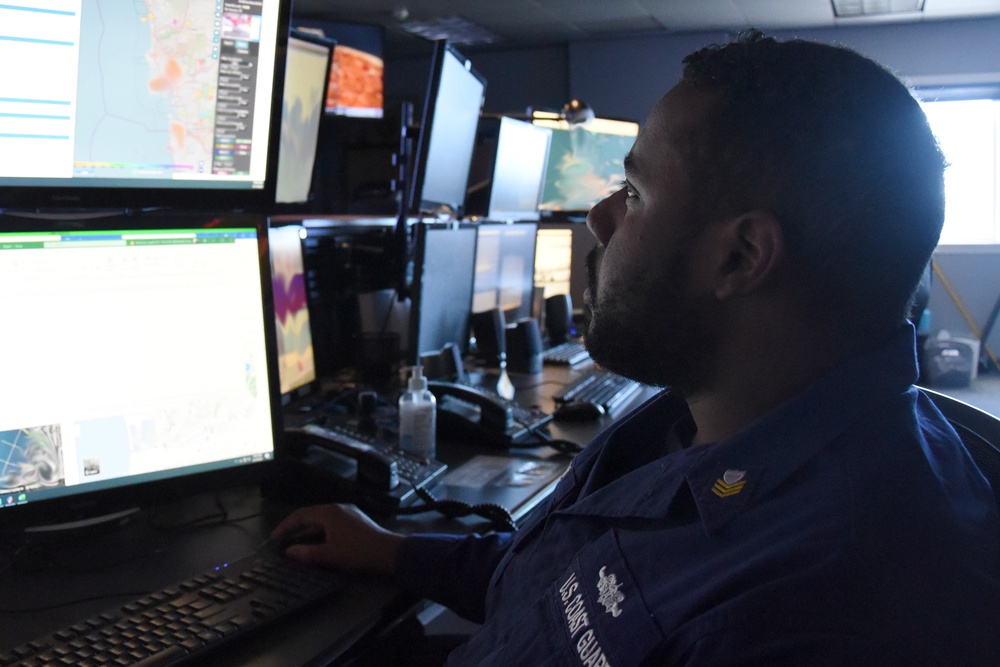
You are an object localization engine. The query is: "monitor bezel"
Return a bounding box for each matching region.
[0,1,293,215]
[0,211,283,531]
[408,40,487,219]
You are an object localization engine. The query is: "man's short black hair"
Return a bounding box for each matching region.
[681,30,945,338]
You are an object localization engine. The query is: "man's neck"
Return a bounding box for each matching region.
[682,325,866,447]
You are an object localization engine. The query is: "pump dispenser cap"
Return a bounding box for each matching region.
[408,365,428,392]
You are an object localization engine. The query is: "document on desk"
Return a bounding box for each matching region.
[440,455,565,518]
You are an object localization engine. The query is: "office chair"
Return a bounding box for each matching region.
[919,387,1000,512]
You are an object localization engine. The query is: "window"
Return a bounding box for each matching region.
[919,97,1000,245]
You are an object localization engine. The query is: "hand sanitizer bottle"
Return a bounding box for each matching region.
[398,365,436,460]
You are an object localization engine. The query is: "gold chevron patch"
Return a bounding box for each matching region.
[712,470,747,498]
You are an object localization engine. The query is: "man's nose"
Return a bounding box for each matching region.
[586,187,626,248]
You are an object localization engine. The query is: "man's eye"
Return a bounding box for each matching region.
[621,181,639,200]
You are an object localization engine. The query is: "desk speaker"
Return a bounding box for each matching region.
[545,294,573,345]
[507,318,543,374]
[471,308,506,367]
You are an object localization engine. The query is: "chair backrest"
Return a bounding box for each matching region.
[919,386,1000,512]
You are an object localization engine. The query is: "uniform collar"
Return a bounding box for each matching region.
[559,325,919,533]
[686,324,919,534]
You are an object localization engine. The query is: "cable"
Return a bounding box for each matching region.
[393,485,517,533]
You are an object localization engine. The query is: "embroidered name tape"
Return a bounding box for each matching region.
[559,572,613,665]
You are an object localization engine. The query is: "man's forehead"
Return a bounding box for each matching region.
[628,83,715,174]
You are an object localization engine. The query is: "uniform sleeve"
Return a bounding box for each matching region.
[393,531,514,623]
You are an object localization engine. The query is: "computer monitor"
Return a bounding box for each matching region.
[409,41,487,218]
[268,224,316,400]
[473,222,539,324]
[0,0,292,211]
[408,223,478,364]
[467,117,552,222]
[0,214,281,528]
[534,118,640,216]
[534,222,594,311]
[291,20,385,119]
[274,32,334,205]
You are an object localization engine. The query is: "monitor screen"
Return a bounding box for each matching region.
[534,227,573,299]
[0,214,279,526]
[487,118,552,222]
[408,223,478,364]
[274,32,334,205]
[473,222,539,323]
[0,0,291,211]
[534,118,639,214]
[409,41,487,218]
[269,224,316,397]
[291,20,384,119]
[534,223,594,310]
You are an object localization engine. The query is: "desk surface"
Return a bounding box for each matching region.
[0,363,656,665]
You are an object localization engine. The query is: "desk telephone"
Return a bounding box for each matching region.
[428,380,551,448]
[277,423,447,510]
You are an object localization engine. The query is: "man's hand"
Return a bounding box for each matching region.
[269,504,405,575]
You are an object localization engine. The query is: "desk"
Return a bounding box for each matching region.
[0,364,655,665]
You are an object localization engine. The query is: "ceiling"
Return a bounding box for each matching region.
[291,0,1000,56]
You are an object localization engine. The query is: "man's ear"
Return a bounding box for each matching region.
[713,211,784,300]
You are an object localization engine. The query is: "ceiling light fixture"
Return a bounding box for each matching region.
[398,15,500,46]
[831,0,924,17]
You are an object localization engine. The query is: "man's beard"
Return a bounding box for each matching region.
[583,244,716,393]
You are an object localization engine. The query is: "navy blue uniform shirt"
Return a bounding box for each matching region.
[396,326,1000,665]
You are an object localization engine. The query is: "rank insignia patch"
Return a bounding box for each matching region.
[712,469,747,498]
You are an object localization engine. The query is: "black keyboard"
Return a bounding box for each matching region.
[553,372,642,416]
[3,551,345,667]
[542,341,591,366]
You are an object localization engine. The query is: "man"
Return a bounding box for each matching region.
[273,31,1000,664]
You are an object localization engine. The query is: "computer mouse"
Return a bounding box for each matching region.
[552,401,606,422]
[261,525,326,555]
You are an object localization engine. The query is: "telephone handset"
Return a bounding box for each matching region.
[285,423,400,491]
[429,381,514,430]
[428,380,548,448]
